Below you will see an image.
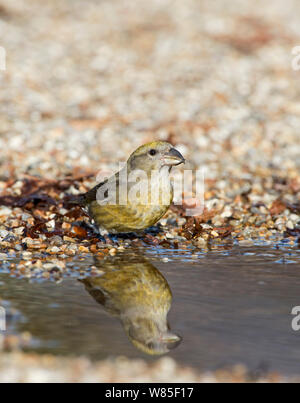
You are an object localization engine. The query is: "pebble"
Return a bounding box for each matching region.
[22,214,32,221]
[221,210,233,218]
[14,227,25,235]
[79,246,89,253]
[46,220,56,230]
[22,252,33,259]
[290,214,300,223]
[109,248,117,256]
[63,236,76,243]
[0,230,9,239]
[202,224,212,230]
[238,240,254,246]
[0,207,12,216]
[50,236,63,246]
[47,246,61,254]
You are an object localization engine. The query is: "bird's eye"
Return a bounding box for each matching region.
[149,149,157,156]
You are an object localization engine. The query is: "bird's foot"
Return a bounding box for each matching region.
[102,234,119,246]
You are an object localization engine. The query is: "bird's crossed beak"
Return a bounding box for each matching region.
[163,148,185,166]
[162,332,182,351]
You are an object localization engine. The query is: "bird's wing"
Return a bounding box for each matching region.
[81,179,109,205]
[82,171,124,206]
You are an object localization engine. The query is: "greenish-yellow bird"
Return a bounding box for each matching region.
[77,141,185,234]
[79,254,181,355]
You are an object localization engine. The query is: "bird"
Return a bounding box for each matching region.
[79,254,182,355]
[74,141,185,234]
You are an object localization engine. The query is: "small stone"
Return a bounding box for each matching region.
[109,248,117,256]
[46,220,56,230]
[62,223,71,230]
[0,241,10,248]
[22,251,32,259]
[50,236,63,246]
[259,206,269,214]
[196,237,207,246]
[43,263,59,271]
[14,227,25,236]
[10,220,20,228]
[90,244,98,253]
[12,181,23,189]
[290,214,300,223]
[221,210,233,218]
[239,240,254,246]
[0,230,9,239]
[22,213,32,221]
[47,246,61,254]
[65,248,76,256]
[23,238,46,249]
[79,246,89,253]
[202,224,212,229]
[0,207,12,216]
[63,236,76,243]
[69,185,81,195]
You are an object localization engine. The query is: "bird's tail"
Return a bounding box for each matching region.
[63,193,86,207]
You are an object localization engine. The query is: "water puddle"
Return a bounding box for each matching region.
[1,239,300,375]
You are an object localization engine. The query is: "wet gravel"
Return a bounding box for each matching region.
[0,0,299,382]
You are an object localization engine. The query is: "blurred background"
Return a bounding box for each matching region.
[0,0,300,383]
[0,0,299,183]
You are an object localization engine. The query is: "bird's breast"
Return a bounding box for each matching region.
[89,170,173,233]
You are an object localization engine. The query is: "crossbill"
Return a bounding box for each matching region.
[79,254,181,355]
[76,141,185,234]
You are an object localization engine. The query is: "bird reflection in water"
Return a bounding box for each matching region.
[79,254,182,355]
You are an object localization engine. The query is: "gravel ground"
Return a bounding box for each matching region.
[0,0,299,277]
[0,0,299,381]
[0,352,291,383]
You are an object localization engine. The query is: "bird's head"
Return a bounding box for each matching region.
[127,141,185,173]
[126,316,182,356]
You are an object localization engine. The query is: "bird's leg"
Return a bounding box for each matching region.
[98,229,119,246]
[103,233,119,246]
